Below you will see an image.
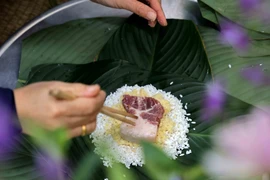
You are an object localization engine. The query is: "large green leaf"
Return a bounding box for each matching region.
[198,1,270,40]
[200,0,270,33]
[99,15,211,82]
[198,1,218,24]
[198,26,270,106]
[6,15,253,180]
[18,17,126,87]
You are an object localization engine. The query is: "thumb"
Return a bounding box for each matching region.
[121,0,157,21]
[61,83,101,97]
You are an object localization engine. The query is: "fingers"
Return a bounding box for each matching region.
[148,0,167,26]
[59,82,101,98]
[69,122,97,138]
[121,0,157,21]
[57,90,106,116]
[148,20,157,27]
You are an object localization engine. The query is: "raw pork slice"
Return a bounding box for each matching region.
[120,95,164,143]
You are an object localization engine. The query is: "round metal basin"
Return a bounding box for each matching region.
[0,0,201,89]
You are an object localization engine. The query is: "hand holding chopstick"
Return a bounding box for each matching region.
[49,89,137,126]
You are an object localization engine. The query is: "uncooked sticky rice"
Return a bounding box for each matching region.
[90,85,191,168]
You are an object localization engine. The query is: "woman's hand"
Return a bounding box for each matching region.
[14,81,106,138]
[91,0,167,27]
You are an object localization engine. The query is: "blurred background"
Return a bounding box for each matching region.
[0,0,68,45]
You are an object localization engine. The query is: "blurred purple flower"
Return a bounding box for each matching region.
[240,0,270,25]
[239,0,261,11]
[203,107,270,179]
[0,102,19,155]
[202,80,226,120]
[241,66,270,86]
[220,21,249,51]
[35,150,70,180]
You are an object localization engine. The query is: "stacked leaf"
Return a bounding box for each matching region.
[3,9,267,179]
[198,0,270,106]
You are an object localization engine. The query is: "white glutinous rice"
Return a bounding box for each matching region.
[186,150,192,155]
[90,85,191,168]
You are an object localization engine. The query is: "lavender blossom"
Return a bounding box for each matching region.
[241,66,270,86]
[203,107,270,179]
[202,80,226,120]
[219,21,249,51]
[0,101,19,155]
[239,0,261,11]
[35,150,70,180]
[239,0,270,24]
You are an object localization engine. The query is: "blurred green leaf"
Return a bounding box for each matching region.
[108,163,136,180]
[73,152,102,180]
[200,0,270,33]
[27,122,69,157]
[142,142,181,180]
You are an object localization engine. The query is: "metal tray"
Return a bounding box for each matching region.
[0,0,201,89]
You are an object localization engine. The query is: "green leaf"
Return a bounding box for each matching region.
[107,163,136,180]
[198,1,218,24]
[200,0,270,33]
[0,136,43,180]
[73,152,102,180]
[7,15,253,180]
[98,15,211,82]
[198,26,270,106]
[198,2,270,40]
[29,126,70,158]
[18,17,126,87]
[142,142,181,180]
[24,16,213,179]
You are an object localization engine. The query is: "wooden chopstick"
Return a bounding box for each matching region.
[49,89,136,126]
[102,106,137,119]
[100,108,136,126]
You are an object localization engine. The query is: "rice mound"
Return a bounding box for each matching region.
[90,85,191,168]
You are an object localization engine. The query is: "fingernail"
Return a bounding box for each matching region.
[148,21,156,28]
[158,19,168,26]
[162,20,168,26]
[147,12,157,21]
[87,85,100,93]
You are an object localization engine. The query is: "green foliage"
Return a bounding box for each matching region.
[27,123,69,158]
[142,142,181,180]
[199,0,270,33]
[3,12,260,180]
[18,17,125,87]
[73,152,102,180]
[198,26,270,106]
[107,163,136,180]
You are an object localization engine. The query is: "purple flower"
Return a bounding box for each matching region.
[239,0,261,11]
[241,66,270,86]
[203,107,270,179]
[35,151,70,180]
[202,80,226,120]
[0,102,19,155]
[239,0,270,25]
[219,21,249,51]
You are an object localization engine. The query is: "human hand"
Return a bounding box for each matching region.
[91,0,167,27]
[14,81,106,138]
